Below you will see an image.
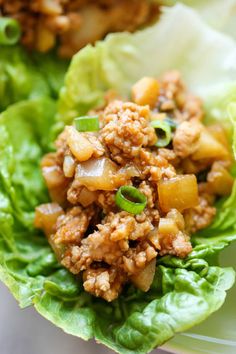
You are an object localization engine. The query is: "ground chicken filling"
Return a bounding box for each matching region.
[35,71,234,301]
[0,0,159,57]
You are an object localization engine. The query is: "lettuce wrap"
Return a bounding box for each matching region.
[0,4,236,354]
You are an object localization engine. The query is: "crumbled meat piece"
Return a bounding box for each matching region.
[61,211,155,275]
[55,130,70,163]
[160,71,185,101]
[138,181,157,208]
[96,191,116,213]
[173,121,202,158]
[181,94,204,122]
[67,180,83,205]
[53,206,95,245]
[158,71,204,122]
[61,227,123,274]
[184,197,216,233]
[158,148,180,167]
[83,267,126,302]
[184,183,216,233]
[135,148,176,181]
[105,211,153,241]
[159,231,192,258]
[100,101,157,164]
[123,240,157,274]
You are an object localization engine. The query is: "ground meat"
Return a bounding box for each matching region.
[157,71,204,122]
[184,183,216,233]
[53,206,95,245]
[100,101,157,164]
[83,267,126,302]
[159,71,186,107]
[159,231,192,258]
[61,211,155,276]
[36,72,232,301]
[55,130,70,163]
[96,191,116,213]
[173,121,202,158]
[67,180,83,205]
[158,148,180,167]
[0,0,159,57]
[135,148,176,181]
[181,94,204,122]
[123,240,157,274]
[62,227,123,274]
[138,181,157,208]
[184,198,216,234]
[104,211,153,241]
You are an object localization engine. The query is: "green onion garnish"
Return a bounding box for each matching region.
[74,116,99,132]
[151,120,172,147]
[115,186,147,215]
[0,17,21,45]
[164,117,178,131]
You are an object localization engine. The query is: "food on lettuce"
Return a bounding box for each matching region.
[0,0,159,57]
[35,71,233,302]
[1,4,236,354]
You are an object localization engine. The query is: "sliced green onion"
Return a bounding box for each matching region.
[115,186,147,215]
[164,117,178,131]
[151,120,172,147]
[74,116,99,132]
[0,17,21,45]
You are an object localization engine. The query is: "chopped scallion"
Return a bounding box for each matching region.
[115,186,147,215]
[151,120,172,147]
[164,117,178,131]
[74,116,99,132]
[0,17,21,45]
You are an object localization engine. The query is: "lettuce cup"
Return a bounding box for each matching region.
[0,4,236,354]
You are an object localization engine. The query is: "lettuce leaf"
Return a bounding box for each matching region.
[0,46,68,111]
[32,51,69,98]
[163,0,236,41]
[0,4,236,354]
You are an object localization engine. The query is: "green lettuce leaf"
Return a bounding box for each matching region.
[0,46,68,111]
[32,51,69,98]
[0,4,236,354]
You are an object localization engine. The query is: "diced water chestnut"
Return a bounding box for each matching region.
[158,175,199,212]
[75,157,118,191]
[131,258,156,292]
